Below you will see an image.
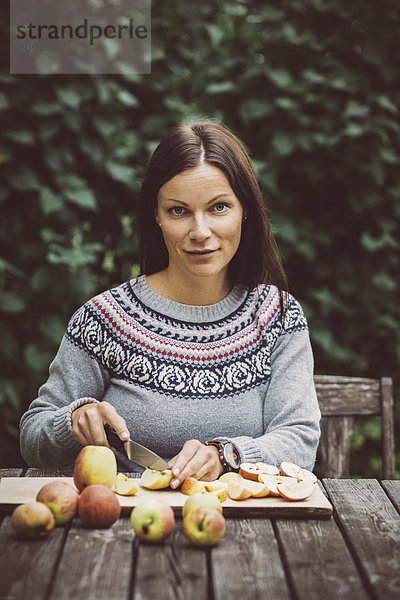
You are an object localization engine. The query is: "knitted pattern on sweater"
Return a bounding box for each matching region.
[65,279,308,399]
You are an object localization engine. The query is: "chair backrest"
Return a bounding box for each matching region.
[314,375,395,479]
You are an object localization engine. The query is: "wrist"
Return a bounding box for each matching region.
[205,439,241,473]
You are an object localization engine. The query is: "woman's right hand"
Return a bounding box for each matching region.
[71,401,129,448]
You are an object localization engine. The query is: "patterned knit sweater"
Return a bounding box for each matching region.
[20,275,321,471]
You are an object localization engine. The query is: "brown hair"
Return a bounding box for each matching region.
[138,120,288,293]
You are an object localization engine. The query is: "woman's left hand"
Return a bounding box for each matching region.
[168,439,223,489]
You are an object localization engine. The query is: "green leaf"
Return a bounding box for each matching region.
[24,344,53,371]
[0,291,26,313]
[40,188,64,214]
[343,100,370,119]
[206,81,235,94]
[272,133,295,156]
[56,87,83,108]
[64,188,97,210]
[3,130,35,145]
[117,90,138,107]
[0,92,10,110]
[8,167,40,190]
[105,161,135,183]
[31,101,62,116]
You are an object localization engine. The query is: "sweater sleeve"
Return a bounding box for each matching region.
[19,330,110,469]
[227,303,321,471]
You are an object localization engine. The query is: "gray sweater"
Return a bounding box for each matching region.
[20,276,321,471]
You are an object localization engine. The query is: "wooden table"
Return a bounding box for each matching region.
[0,469,399,600]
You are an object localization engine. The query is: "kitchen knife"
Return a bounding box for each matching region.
[104,425,170,471]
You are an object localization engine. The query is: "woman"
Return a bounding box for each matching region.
[20,120,320,488]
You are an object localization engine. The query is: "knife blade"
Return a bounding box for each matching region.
[104,425,170,471]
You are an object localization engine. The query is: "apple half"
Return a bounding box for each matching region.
[280,461,317,484]
[240,462,279,481]
[140,468,173,490]
[227,480,252,500]
[114,473,139,496]
[277,478,314,501]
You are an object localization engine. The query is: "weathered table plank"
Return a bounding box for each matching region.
[381,480,400,514]
[323,479,400,600]
[274,518,369,599]
[211,517,291,600]
[49,517,133,600]
[134,522,208,600]
[0,516,67,600]
[0,468,24,478]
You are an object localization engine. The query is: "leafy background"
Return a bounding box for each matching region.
[0,0,399,477]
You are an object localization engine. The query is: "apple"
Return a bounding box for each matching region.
[36,480,79,525]
[277,478,314,501]
[203,480,228,493]
[279,461,317,483]
[227,480,252,500]
[207,488,228,503]
[11,502,55,539]
[78,484,121,528]
[130,498,175,542]
[255,462,280,476]
[218,472,243,484]
[240,462,279,481]
[258,474,295,496]
[183,508,226,547]
[241,479,270,498]
[140,468,173,490]
[239,462,261,481]
[181,476,205,496]
[114,473,139,496]
[73,445,117,491]
[182,491,223,519]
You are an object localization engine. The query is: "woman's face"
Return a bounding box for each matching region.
[156,163,244,285]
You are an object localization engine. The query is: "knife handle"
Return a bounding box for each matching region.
[104,424,126,454]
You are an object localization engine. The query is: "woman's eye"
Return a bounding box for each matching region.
[169,206,185,216]
[214,202,228,212]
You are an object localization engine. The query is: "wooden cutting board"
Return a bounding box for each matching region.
[0,477,332,518]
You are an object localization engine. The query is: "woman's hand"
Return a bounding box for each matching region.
[168,439,223,489]
[71,401,129,448]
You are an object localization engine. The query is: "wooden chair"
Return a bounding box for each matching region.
[314,375,395,479]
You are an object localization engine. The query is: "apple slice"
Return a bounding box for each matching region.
[208,488,228,503]
[218,472,243,484]
[277,478,314,501]
[255,462,280,476]
[240,463,262,481]
[114,473,139,496]
[242,480,270,498]
[181,477,206,496]
[228,480,252,500]
[280,461,317,484]
[257,474,281,497]
[140,468,173,490]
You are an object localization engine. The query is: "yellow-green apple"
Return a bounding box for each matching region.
[182,491,222,518]
[73,445,117,491]
[36,480,79,525]
[227,480,252,500]
[78,484,121,528]
[277,478,314,501]
[130,498,175,542]
[140,468,173,490]
[183,507,226,547]
[11,502,55,538]
[181,476,205,495]
[114,473,139,496]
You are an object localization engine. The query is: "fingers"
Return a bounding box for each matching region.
[71,402,129,448]
[169,440,222,489]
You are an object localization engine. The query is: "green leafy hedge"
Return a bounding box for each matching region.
[1,0,399,476]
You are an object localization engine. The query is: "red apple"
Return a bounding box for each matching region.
[11,502,55,538]
[183,507,226,547]
[78,484,121,528]
[36,480,79,525]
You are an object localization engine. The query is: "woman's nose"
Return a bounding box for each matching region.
[189,214,211,240]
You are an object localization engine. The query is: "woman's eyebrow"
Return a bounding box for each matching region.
[163,193,233,206]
